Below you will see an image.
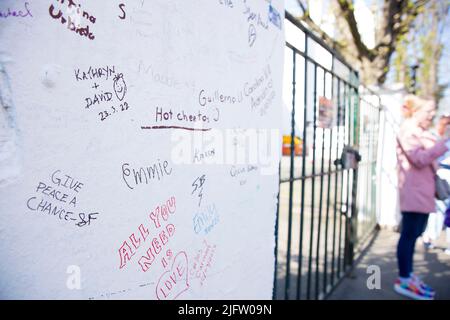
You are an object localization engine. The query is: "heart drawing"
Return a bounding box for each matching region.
[155,251,189,300]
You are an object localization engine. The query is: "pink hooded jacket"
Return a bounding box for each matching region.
[397,118,448,213]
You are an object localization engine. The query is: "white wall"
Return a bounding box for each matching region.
[0,0,284,299]
[375,84,406,228]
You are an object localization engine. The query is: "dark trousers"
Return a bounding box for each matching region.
[397,211,429,278]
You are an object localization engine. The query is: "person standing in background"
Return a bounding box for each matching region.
[422,115,450,253]
[395,97,450,300]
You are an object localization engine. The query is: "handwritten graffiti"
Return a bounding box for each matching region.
[216,0,282,47]
[113,73,127,101]
[75,66,116,82]
[248,24,256,47]
[154,106,220,125]
[156,251,189,300]
[136,223,175,272]
[193,204,219,235]
[0,2,33,19]
[198,89,243,107]
[98,102,130,121]
[191,175,206,207]
[243,64,275,116]
[242,0,268,47]
[25,169,99,227]
[121,160,173,190]
[118,3,126,19]
[118,196,177,273]
[191,240,216,286]
[218,0,233,9]
[48,0,96,40]
[74,65,132,122]
[268,4,282,30]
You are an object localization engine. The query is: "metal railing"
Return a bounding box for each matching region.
[273,12,381,300]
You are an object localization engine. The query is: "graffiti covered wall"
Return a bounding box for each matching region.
[0,0,284,299]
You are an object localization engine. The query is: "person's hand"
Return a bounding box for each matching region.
[445,121,450,140]
[437,116,450,139]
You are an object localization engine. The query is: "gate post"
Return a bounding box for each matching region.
[344,81,360,270]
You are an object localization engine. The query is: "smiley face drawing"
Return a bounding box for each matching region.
[113,73,127,101]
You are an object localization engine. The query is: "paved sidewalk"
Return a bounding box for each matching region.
[327,228,450,300]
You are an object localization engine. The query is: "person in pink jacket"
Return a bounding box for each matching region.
[395,96,450,300]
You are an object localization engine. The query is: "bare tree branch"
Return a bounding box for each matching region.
[290,0,432,85]
[296,0,307,14]
[336,0,374,60]
[336,0,430,83]
[375,0,430,83]
[293,0,343,53]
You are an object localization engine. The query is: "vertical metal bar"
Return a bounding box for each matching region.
[273,161,281,300]
[374,97,381,228]
[306,64,318,300]
[343,83,352,269]
[370,101,377,228]
[360,97,365,238]
[365,100,372,232]
[354,76,361,148]
[350,85,361,262]
[371,100,377,230]
[374,97,386,235]
[284,49,296,300]
[315,68,327,299]
[350,85,357,261]
[331,78,341,285]
[342,85,352,272]
[365,96,371,237]
[337,80,345,278]
[296,33,309,300]
[342,83,351,273]
[323,70,335,295]
[369,103,374,229]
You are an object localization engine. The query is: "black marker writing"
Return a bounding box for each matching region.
[122,161,173,190]
[118,4,126,19]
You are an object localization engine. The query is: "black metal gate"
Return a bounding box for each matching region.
[273,12,381,300]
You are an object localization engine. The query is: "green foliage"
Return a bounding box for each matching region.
[390,0,448,103]
[414,0,448,102]
[393,36,411,88]
[295,0,448,89]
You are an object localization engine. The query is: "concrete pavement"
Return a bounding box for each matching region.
[327,228,450,300]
